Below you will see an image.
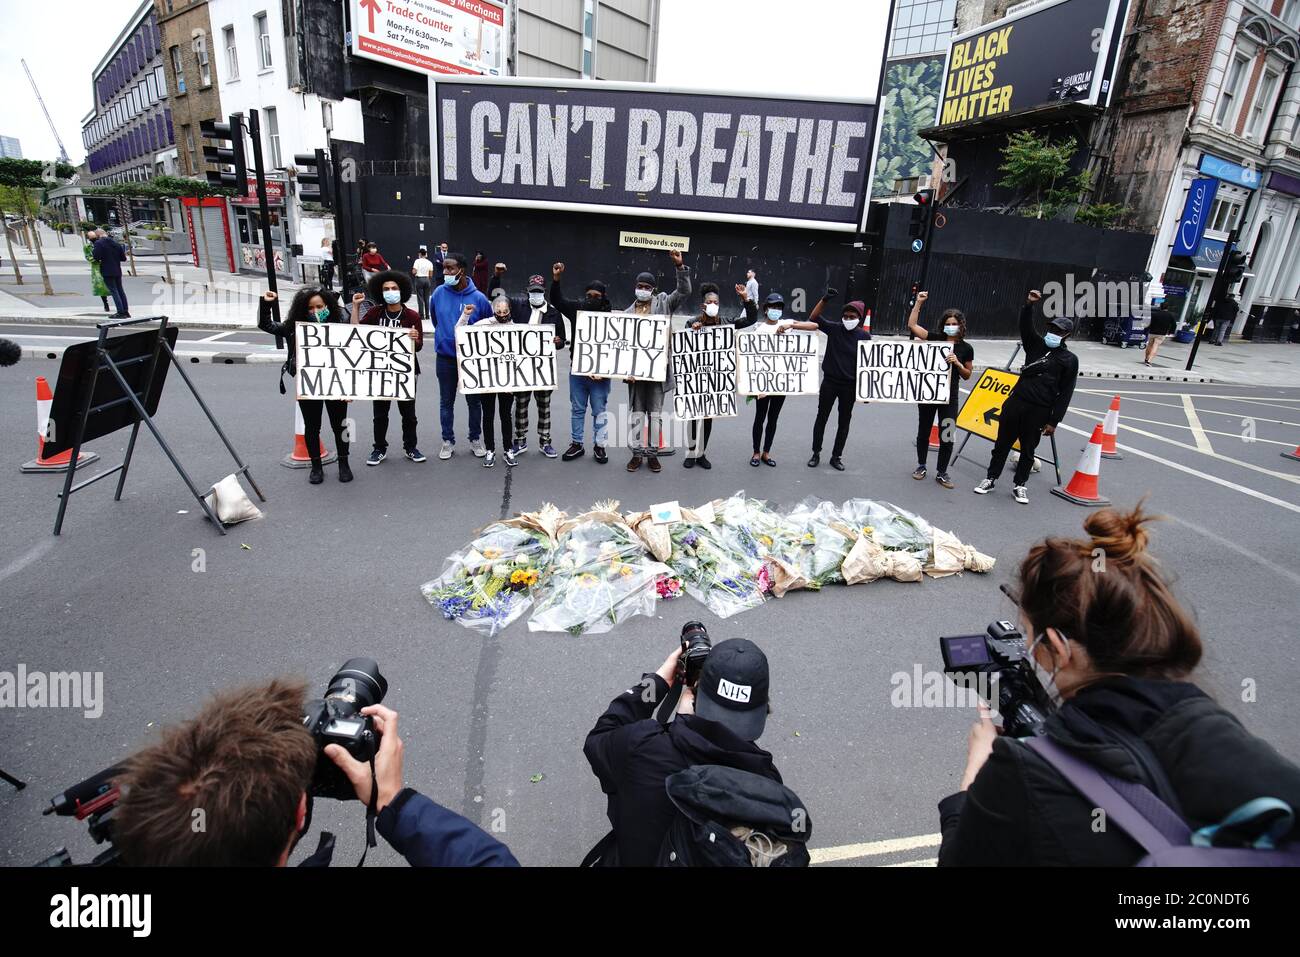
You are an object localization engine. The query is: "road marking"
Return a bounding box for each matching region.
[809,832,941,864]
[1067,409,1300,487]
[1165,515,1300,587]
[198,331,236,342]
[0,539,55,584]
[1181,394,1214,454]
[1055,421,1300,515]
[1079,392,1300,428]
[885,857,937,867]
[1078,388,1300,406]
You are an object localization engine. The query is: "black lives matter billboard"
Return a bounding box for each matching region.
[931,0,1129,132]
[431,77,877,232]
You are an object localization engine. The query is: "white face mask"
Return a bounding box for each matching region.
[635,287,653,302]
[1026,633,1066,712]
[943,325,960,337]
[842,318,860,331]
[703,303,719,317]
[529,293,545,308]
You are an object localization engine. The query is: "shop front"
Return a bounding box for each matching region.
[232,175,294,280]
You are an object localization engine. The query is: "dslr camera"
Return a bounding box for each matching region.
[678,621,712,689]
[939,620,1055,738]
[302,657,388,800]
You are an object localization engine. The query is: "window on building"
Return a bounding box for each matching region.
[1215,53,1250,128]
[170,45,186,94]
[195,33,212,87]
[1208,197,1243,233]
[583,0,593,37]
[1246,68,1280,140]
[155,65,167,96]
[1283,0,1300,30]
[256,13,272,69]
[583,48,593,76]
[265,106,281,167]
[183,124,196,175]
[224,26,239,80]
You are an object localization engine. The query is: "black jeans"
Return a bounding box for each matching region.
[104,274,128,315]
[917,398,959,473]
[751,396,785,453]
[480,392,514,452]
[414,277,433,323]
[373,399,418,453]
[688,418,713,457]
[812,378,855,457]
[987,394,1052,485]
[300,399,350,464]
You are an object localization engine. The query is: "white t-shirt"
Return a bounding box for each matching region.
[411,257,435,278]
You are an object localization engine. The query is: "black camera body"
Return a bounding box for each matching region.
[678,621,712,689]
[940,620,1053,738]
[302,658,388,801]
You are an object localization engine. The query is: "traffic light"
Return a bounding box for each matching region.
[200,116,247,192]
[294,149,333,210]
[1223,249,1248,285]
[909,188,935,242]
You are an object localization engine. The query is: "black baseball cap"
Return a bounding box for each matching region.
[693,638,770,741]
[764,292,785,306]
[1048,316,1075,335]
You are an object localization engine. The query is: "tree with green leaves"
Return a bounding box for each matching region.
[0,158,77,294]
[997,130,1128,228]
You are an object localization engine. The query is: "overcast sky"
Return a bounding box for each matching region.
[0,0,891,166]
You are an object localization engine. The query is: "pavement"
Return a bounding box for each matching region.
[1,351,1298,866]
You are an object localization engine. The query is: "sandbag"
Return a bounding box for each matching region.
[202,474,262,526]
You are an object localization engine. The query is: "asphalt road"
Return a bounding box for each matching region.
[1,359,1298,866]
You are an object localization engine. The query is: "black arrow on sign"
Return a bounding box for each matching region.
[984,407,1001,426]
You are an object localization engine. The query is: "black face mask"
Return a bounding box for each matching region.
[586,295,610,311]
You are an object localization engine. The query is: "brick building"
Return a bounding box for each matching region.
[155,0,225,179]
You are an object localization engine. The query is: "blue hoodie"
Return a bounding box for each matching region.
[431,278,492,357]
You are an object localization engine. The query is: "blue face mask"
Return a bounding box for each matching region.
[443,272,459,286]
[383,290,401,305]
[1044,333,1063,349]
[766,308,783,322]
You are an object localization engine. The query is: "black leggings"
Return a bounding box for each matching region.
[752,396,785,453]
[916,398,959,473]
[688,418,713,457]
[987,394,1052,485]
[480,392,514,452]
[812,378,855,457]
[300,399,349,464]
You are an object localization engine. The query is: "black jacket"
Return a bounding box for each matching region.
[814,315,871,383]
[1010,303,1079,424]
[938,676,1300,866]
[584,673,783,866]
[258,297,350,385]
[549,277,612,347]
[502,294,566,347]
[92,236,127,278]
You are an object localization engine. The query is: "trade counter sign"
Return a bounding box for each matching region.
[956,368,1020,446]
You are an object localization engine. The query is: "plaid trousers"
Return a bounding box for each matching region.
[514,390,552,445]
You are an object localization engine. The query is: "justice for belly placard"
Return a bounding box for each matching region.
[570,312,670,382]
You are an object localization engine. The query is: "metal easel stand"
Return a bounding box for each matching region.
[0,767,25,790]
[53,316,266,536]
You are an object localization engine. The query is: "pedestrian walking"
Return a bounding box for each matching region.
[1143,296,1175,366]
[92,230,130,317]
[319,237,335,289]
[1210,293,1238,346]
[83,229,111,312]
[906,291,974,488]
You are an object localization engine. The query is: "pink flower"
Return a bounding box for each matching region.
[757,564,772,594]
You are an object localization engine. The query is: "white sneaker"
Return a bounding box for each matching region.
[471,438,487,458]
[504,448,518,467]
[483,450,496,468]
[1013,485,1029,504]
[973,479,996,495]
[439,440,453,460]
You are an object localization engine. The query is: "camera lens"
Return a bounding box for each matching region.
[681,620,708,644]
[325,658,387,712]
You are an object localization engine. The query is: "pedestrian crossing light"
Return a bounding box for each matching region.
[294,149,333,211]
[200,117,247,192]
[1223,249,1248,285]
[909,189,935,244]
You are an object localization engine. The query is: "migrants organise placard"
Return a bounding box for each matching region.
[295,323,417,401]
[570,312,670,381]
[455,324,558,394]
[736,331,820,396]
[855,340,952,403]
[670,326,737,420]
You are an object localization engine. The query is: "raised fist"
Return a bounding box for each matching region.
[552,262,565,279]
[262,290,278,302]
[352,292,366,304]
[1027,289,1042,304]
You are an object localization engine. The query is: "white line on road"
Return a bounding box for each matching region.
[1078,388,1300,406]
[1165,515,1300,587]
[1181,394,1214,454]
[0,539,55,585]
[809,832,941,864]
[197,331,236,342]
[885,857,937,867]
[1080,392,1300,428]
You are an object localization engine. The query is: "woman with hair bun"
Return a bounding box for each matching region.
[906,290,973,489]
[939,504,1300,866]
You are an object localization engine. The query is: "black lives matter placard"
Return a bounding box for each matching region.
[736,331,819,396]
[571,312,669,382]
[856,340,952,404]
[455,324,557,394]
[671,326,737,420]
[432,78,876,231]
[296,324,416,400]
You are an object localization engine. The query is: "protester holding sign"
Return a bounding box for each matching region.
[747,292,816,468]
[682,282,757,469]
[623,250,692,474]
[432,252,492,460]
[352,270,426,467]
[495,274,565,458]
[807,291,871,471]
[907,291,974,489]
[551,264,611,465]
[258,287,354,485]
[460,294,521,468]
[975,290,1079,504]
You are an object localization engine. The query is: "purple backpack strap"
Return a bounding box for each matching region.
[1025,736,1192,853]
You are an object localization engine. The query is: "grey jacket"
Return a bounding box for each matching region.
[621,265,692,316]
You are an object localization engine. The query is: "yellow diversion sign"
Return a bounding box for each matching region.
[956,368,1019,444]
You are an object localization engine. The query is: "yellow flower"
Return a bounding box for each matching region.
[862,526,875,538]
[483,547,503,560]
[618,565,634,578]
[578,573,600,588]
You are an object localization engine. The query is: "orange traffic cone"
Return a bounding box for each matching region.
[1284,444,1300,463]
[281,402,337,469]
[1051,424,1111,507]
[1100,395,1123,459]
[863,309,872,336]
[20,376,100,473]
[928,423,940,451]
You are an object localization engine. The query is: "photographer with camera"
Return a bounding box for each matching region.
[582,625,800,866]
[938,506,1300,866]
[110,664,518,867]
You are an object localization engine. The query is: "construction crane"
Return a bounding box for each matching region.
[22,58,70,164]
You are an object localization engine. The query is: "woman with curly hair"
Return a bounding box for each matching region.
[257,285,353,484]
[351,269,425,465]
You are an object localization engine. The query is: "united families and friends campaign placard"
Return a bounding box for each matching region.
[571,312,670,381]
[736,331,820,396]
[855,340,952,403]
[670,326,737,420]
[296,323,417,400]
[455,324,558,394]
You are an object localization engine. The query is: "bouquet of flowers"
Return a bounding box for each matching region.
[840,499,934,564]
[665,503,770,619]
[712,492,809,597]
[421,516,556,637]
[782,498,855,589]
[529,504,671,635]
